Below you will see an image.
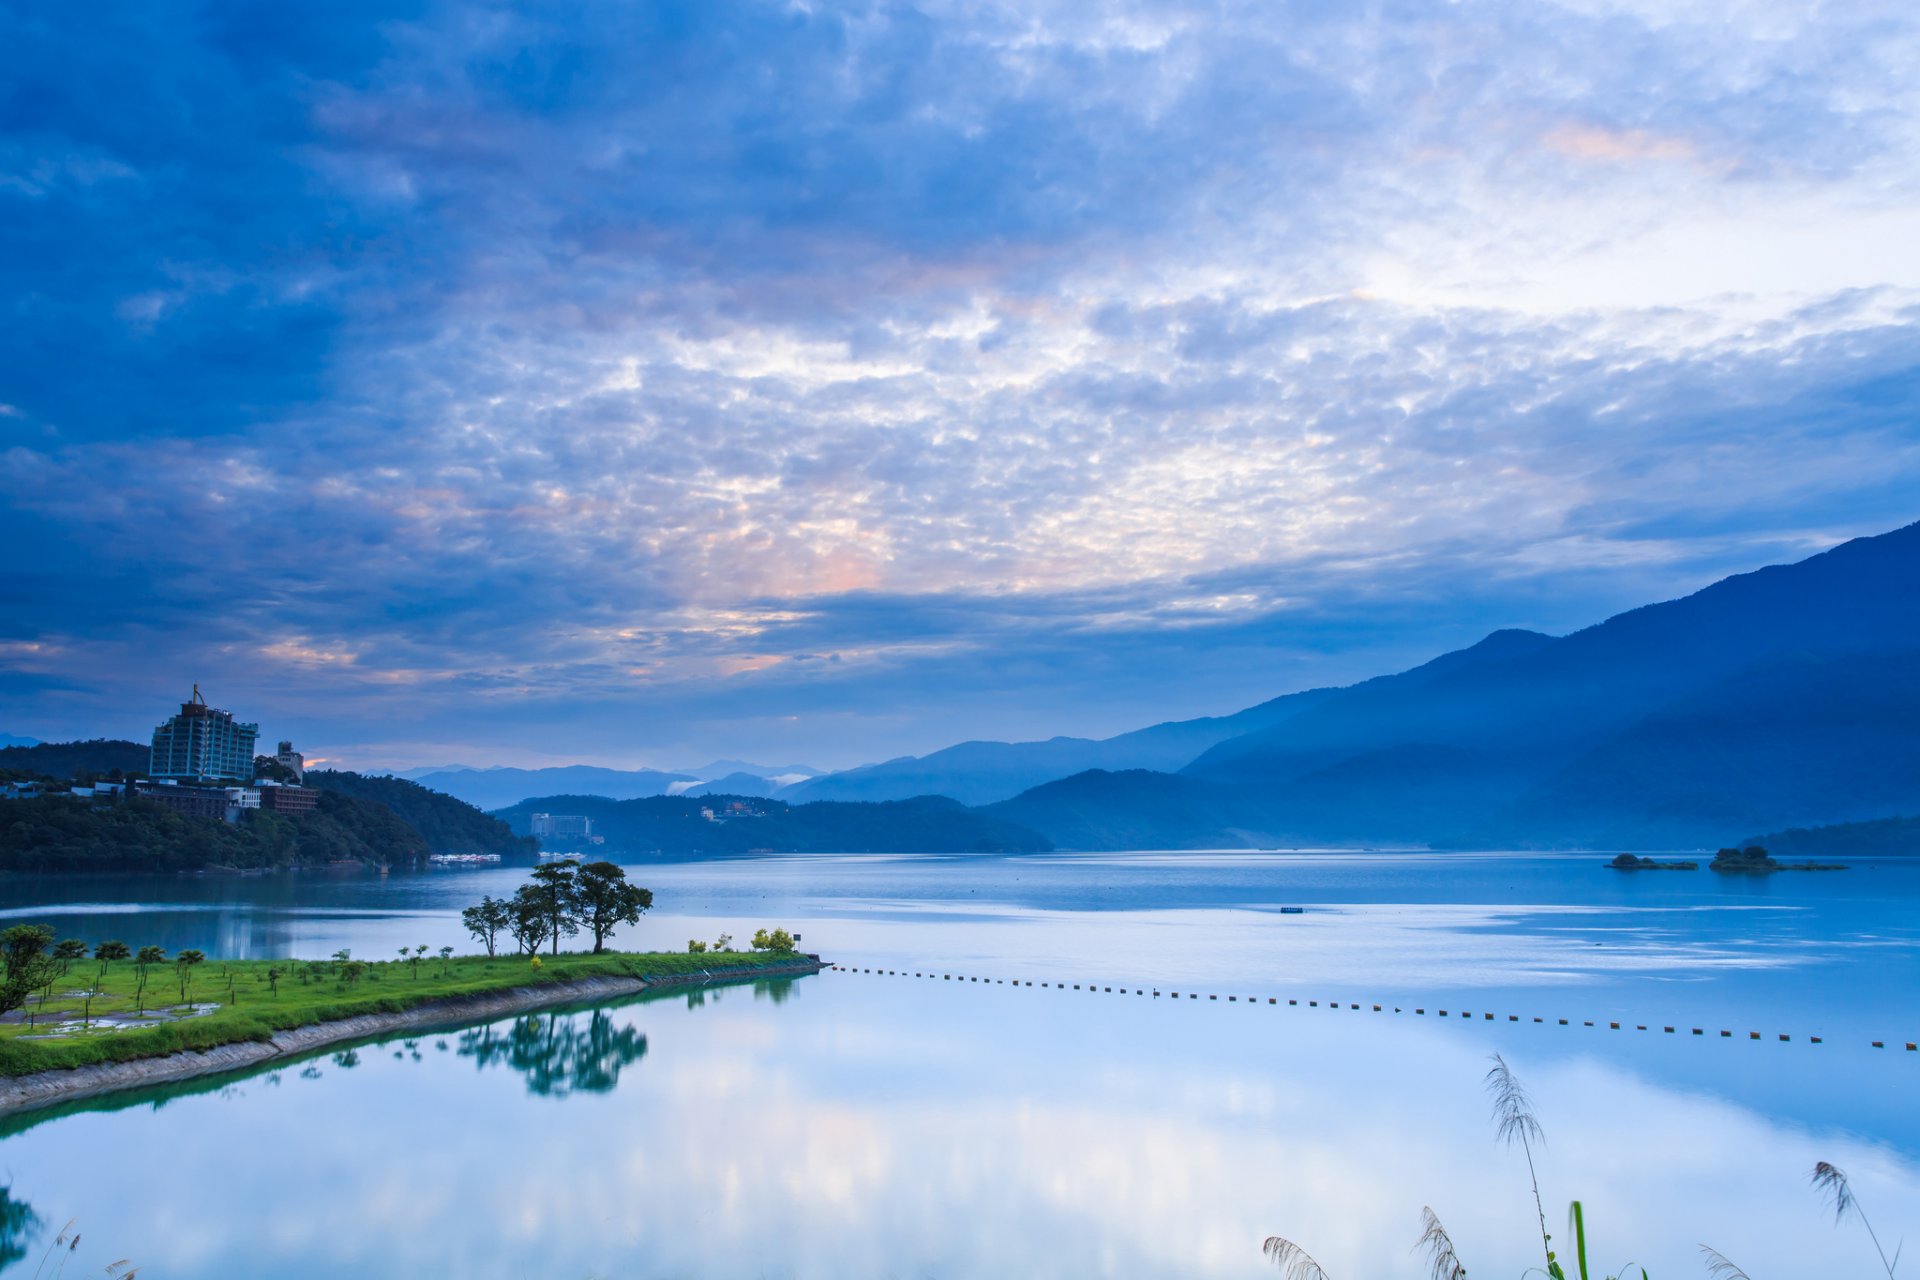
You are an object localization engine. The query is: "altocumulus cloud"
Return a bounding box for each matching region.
[2,0,1918,767]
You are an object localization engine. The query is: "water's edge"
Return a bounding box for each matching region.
[0,957,823,1117]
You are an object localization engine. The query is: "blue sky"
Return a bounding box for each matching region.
[3,0,1918,772]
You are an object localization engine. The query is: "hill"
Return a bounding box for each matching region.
[0,789,428,873]
[1741,814,1920,859]
[0,739,148,781]
[982,770,1280,850]
[492,793,1051,855]
[305,770,534,856]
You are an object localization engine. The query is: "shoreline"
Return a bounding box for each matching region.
[0,956,821,1118]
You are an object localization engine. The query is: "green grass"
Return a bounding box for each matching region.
[0,949,808,1077]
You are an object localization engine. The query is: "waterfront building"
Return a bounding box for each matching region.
[149,685,258,783]
[258,783,318,814]
[273,740,305,782]
[133,781,234,822]
[530,812,594,839]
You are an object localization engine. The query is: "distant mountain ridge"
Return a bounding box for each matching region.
[996,520,1920,849]
[405,764,697,810]
[780,685,1344,806]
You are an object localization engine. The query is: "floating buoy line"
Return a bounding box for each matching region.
[823,966,1916,1055]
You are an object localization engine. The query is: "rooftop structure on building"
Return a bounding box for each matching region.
[150,684,259,784]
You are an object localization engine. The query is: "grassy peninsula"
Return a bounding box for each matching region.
[0,948,806,1078]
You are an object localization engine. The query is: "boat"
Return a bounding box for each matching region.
[428,853,504,865]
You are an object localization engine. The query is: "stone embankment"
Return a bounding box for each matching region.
[0,956,821,1118]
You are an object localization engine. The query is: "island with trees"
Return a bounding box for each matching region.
[1607,853,1699,871]
[0,862,820,1115]
[1708,845,1847,873]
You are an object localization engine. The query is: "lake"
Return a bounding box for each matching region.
[2,851,1916,1277]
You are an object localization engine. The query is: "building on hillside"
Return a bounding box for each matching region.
[530,812,594,840]
[273,740,305,782]
[150,685,258,783]
[134,781,235,822]
[258,782,317,814]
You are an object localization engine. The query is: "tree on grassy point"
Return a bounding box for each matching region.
[341,960,367,990]
[439,944,454,976]
[412,944,429,977]
[526,863,581,956]
[267,965,284,997]
[462,896,511,957]
[175,948,206,1002]
[688,939,707,953]
[575,862,652,953]
[509,887,552,956]
[750,928,796,953]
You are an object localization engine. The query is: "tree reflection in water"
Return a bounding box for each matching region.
[457,1009,648,1097]
[0,1183,40,1270]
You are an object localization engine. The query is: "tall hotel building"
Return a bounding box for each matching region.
[150,686,259,783]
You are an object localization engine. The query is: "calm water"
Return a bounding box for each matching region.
[2,852,1916,1277]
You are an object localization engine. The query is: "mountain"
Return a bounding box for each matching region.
[0,733,39,748]
[983,770,1278,850]
[404,765,696,810]
[782,685,1344,806]
[492,793,1051,855]
[682,760,821,781]
[305,770,535,856]
[999,521,1920,849]
[0,739,149,780]
[685,771,789,798]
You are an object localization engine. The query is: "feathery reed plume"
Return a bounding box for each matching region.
[1262,1235,1332,1280]
[1699,1245,1753,1279]
[1485,1054,1554,1272]
[1416,1206,1468,1280]
[1812,1161,1900,1278]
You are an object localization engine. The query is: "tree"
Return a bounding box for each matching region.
[175,948,206,1002]
[0,925,57,1021]
[340,960,367,989]
[574,862,653,953]
[267,965,284,997]
[525,862,581,956]
[688,939,708,953]
[94,940,130,981]
[750,928,796,953]
[134,945,164,1014]
[51,938,88,974]
[438,944,454,976]
[508,887,552,956]
[462,896,511,958]
[412,944,429,977]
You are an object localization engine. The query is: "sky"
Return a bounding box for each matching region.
[3,0,1919,773]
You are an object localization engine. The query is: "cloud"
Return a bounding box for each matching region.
[2,0,1918,766]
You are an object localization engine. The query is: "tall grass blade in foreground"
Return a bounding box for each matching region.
[1486,1053,1556,1274]
[1699,1245,1753,1279]
[1261,1235,1332,1280]
[1812,1161,1901,1278]
[1416,1206,1468,1280]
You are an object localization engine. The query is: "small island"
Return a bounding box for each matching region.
[1708,845,1847,873]
[1608,853,1698,871]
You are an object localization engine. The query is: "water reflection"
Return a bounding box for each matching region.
[457,1010,647,1097]
[0,1187,37,1271]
